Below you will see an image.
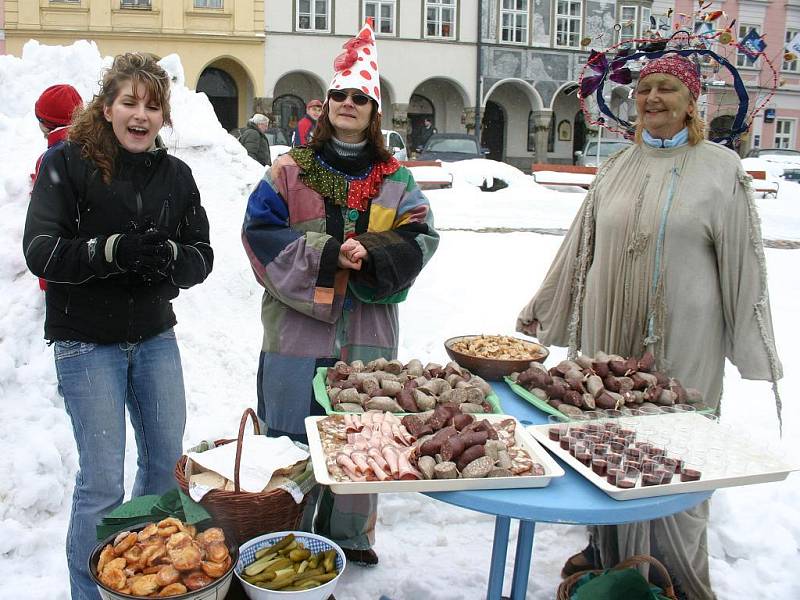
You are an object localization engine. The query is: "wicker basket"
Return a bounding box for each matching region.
[175,408,309,545]
[556,554,676,600]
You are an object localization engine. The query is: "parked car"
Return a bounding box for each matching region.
[782,169,800,182]
[744,148,800,180]
[745,148,800,159]
[383,129,408,161]
[418,133,489,162]
[574,139,632,167]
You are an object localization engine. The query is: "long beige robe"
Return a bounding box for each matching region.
[517,140,782,599]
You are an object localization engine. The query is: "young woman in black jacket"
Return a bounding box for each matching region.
[23,53,213,600]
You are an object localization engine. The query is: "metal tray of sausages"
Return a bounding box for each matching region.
[306,413,564,494]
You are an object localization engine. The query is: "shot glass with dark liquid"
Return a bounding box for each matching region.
[615,466,641,489]
[680,455,705,482]
[591,446,608,476]
[606,467,623,485]
[641,461,665,486]
[575,441,593,467]
[548,415,568,442]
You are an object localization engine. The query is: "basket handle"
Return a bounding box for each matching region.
[614,554,676,599]
[233,408,261,493]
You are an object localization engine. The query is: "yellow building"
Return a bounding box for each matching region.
[3,0,265,130]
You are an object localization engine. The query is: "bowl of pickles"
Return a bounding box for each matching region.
[235,531,345,600]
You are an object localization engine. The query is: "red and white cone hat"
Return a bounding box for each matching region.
[328,19,382,113]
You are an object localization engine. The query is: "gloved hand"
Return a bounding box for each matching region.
[115,230,173,274]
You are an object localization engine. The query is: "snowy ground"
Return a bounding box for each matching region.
[1,42,798,599]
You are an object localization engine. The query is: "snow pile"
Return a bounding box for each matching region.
[0,41,264,594]
[422,160,585,231]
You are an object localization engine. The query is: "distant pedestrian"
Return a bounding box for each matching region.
[237,113,272,166]
[31,84,83,291]
[31,84,83,184]
[415,117,437,151]
[291,99,323,146]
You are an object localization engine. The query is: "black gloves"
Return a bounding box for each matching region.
[115,230,173,275]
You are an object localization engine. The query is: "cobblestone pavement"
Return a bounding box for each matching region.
[440,227,800,249]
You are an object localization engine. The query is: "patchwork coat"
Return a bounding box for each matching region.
[242,148,439,437]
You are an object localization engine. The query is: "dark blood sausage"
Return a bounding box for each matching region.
[401,414,428,438]
[426,404,461,431]
[456,444,486,472]
[451,413,475,431]
[419,426,458,456]
[395,389,419,412]
[464,419,498,440]
[440,436,466,462]
[440,430,489,462]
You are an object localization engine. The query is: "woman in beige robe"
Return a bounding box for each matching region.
[517,57,782,599]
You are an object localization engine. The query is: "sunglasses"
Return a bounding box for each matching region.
[328,90,372,106]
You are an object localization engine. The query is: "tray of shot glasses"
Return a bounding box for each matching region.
[527,411,797,500]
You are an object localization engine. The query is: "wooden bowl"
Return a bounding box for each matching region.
[444,335,549,381]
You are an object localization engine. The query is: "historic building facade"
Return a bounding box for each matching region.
[3,0,796,162]
[672,0,800,152]
[261,1,479,155]
[2,0,265,130]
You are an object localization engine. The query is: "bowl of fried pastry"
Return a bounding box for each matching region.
[89,518,237,599]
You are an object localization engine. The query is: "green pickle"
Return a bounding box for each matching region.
[242,534,340,591]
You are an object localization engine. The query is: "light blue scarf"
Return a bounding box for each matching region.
[642,127,689,148]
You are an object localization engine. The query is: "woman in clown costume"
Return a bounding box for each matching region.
[242,21,438,565]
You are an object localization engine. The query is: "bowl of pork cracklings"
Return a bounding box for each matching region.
[444,334,549,380]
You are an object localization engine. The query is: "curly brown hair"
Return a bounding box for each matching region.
[69,52,172,184]
[309,97,393,163]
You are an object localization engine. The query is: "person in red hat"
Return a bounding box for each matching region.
[291,98,323,147]
[32,84,83,184]
[30,84,84,291]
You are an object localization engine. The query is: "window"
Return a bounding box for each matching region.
[528,112,536,152]
[736,24,761,68]
[555,0,582,48]
[426,0,456,39]
[784,30,800,73]
[195,0,223,7]
[120,0,151,7]
[501,0,528,44]
[640,6,651,37]
[297,0,329,32]
[619,6,637,42]
[365,1,396,35]
[775,119,794,149]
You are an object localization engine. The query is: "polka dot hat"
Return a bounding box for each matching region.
[329,19,382,113]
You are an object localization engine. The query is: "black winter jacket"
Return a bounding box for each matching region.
[23,141,213,344]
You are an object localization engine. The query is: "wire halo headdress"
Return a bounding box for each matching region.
[577,31,779,147]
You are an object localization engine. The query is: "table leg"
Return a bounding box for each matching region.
[509,520,535,600]
[487,516,510,600]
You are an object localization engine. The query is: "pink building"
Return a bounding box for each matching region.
[671,0,800,151]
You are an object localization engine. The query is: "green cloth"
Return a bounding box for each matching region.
[96,488,211,540]
[573,568,667,600]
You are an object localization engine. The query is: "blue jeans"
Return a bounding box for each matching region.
[55,329,186,600]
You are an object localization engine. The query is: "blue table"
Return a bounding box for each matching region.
[426,382,712,600]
